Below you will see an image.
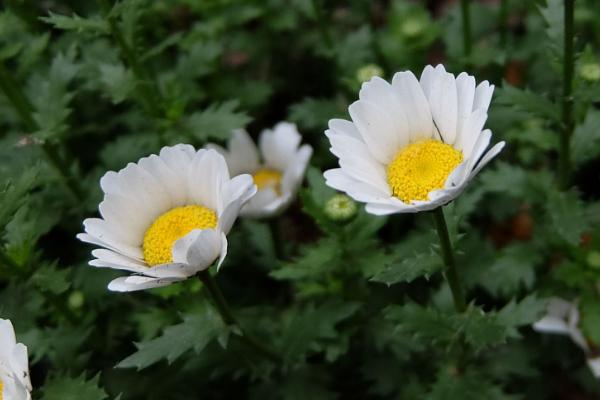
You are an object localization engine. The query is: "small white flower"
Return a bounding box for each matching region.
[208,123,312,218]
[0,319,32,400]
[78,145,256,292]
[533,298,600,378]
[324,64,505,215]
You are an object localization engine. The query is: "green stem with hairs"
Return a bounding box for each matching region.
[0,62,84,201]
[558,0,575,190]
[433,207,466,313]
[198,271,281,363]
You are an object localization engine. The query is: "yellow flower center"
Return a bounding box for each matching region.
[0,379,3,400]
[252,168,282,194]
[387,139,463,203]
[143,205,217,266]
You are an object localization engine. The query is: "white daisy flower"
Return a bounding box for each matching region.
[533,298,600,378]
[0,319,32,400]
[208,122,312,218]
[324,64,505,215]
[78,145,256,292]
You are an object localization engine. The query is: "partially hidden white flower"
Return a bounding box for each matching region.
[208,122,312,218]
[324,64,505,215]
[0,319,32,400]
[78,145,256,292]
[533,297,600,378]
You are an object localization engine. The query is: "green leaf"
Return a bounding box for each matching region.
[370,251,442,285]
[579,296,600,344]
[572,109,600,166]
[117,305,226,370]
[41,374,107,400]
[428,369,517,400]
[496,295,547,339]
[270,238,341,281]
[289,98,345,131]
[98,63,136,104]
[0,165,38,226]
[495,84,559,122]
[539,0,564,59]
[479,243,540,297]
[40,12,110,35]
[30,262,71,295]
[546,189,589,246]
[185,101,251,142]
[281,301,360,362]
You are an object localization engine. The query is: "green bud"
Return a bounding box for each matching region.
[356,64,384,84]
[580,62,600,82]
[587,251,600,269]
[68,291,85,310]
[400,18,423,38]
[324,194,357,222]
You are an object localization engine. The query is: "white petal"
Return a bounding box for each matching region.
[226,129,260,175]
[90,248,148,274]
[324,168,390,202]
[77,233,143,261]
[82,218,143,257]
[391,71,434,142]
[10,343,31,391]
[455,108,488,158]
[348,100,399,164]
[455,72,476,146]
[158,144,196,176]
[118,162,171,217]
[328,119,363,140]
[473,81,495,112]
[98,195,149,246]
[587,358,600,378]
[428,69,458,144]
[172,229,223,273]
[187,149,229,211]
[469,141,506,177]
[240,188,283,218]
[0,319,17,362]
[108,276,183,292]
[218,174,256,232]
[138,154,188,208]
[260,122,302,171]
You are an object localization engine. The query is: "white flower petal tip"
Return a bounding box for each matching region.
[209,122,312,218]
[0,318,32,398]
[80,144,253,292]
[324,65,502,215]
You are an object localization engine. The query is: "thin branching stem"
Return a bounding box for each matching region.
[432,207,466,313]
[0,61,84,201]
[559,0,575,190]
[198,271,282,363]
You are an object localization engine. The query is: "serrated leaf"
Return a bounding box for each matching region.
[281,301,360,362]
[289,98,345,131]
[98,63,136,104]
[546,189,589,245]
[270,238,341,281]
[41,12,110,35]
[42,374,107,400]
[496,295,547,339]
[370,251,442,285]
[117,305,226,370]
[479,243,540,297]
[495,84,559,122]
[539,0,564,59]
[186,101,251,142]
[572,109,600,166]
[30,262,71,295]
[428,369,517,400]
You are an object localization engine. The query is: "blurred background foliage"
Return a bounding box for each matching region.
[1,0,600,398]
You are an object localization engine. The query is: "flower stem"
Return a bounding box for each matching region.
[558,0,575,190]
[98,0,163,118]
[432,207,466,313]
[0,61,84,201]
[460,0,472,59]
[198,271,281,363]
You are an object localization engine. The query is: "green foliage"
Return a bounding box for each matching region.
[0,0,598,398]
[117,304,226,370]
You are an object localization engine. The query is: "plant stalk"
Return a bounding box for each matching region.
[432,207,466,313]
[460,0,472,59]
[558,0,575,190]
[0,62,84,201]
[198,271,281,363]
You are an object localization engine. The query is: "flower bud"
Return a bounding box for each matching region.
[356,64,384,84]
[68,290,85,310]
[580,62,600,82]
[324,194,357,222]
[587,251,600,269]
[400,18,424,38]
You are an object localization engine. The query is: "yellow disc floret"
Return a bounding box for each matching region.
[252,168,282,194]
[0,379,3,400]
[143,205,217,266]
[387,139,463,203]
